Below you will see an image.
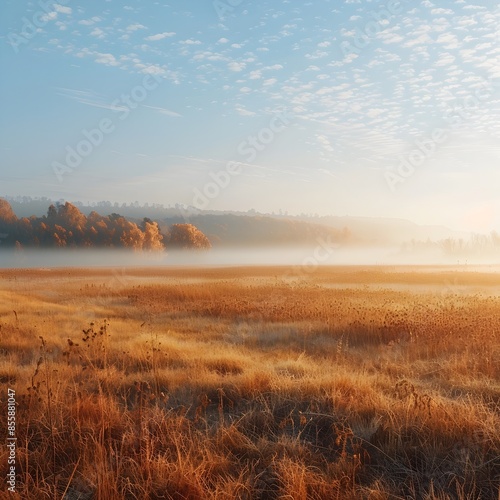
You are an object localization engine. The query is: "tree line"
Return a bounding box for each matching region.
[401,234,500,257]
[0,199,210,251]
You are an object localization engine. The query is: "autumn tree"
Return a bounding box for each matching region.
[0,199,18,245]
[14,217,34,245]
[57,202,88,245]
[52,224,68,247]
[47,204,57,219]
[169,223,211,250]
[57,202,87,228]
[142,219,164,251]
[108,216,144,250]
[0,199,17,223]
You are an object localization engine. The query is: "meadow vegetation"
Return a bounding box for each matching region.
[0,266,499,499]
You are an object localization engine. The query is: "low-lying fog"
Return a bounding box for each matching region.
[1,246,498,269]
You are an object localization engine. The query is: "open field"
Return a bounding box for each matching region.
[0,266,499,499]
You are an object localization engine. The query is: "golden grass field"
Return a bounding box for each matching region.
[0,265,499,499]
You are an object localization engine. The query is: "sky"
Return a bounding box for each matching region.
[0,0,499,232]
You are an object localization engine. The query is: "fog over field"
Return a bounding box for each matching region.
[2,245,499,270]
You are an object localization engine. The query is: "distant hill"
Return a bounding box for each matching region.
[149,214,351,247]
[287,215,469,246]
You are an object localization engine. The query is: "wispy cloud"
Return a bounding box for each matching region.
[145,32,176,41]
[142,105,182,117]
[54,4,72,15]
[126,23,146,32]
[54,87,128,111]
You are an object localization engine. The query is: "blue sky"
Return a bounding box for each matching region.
[1,0,499,231]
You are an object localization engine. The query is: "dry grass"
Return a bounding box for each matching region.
[0,265,499,499]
